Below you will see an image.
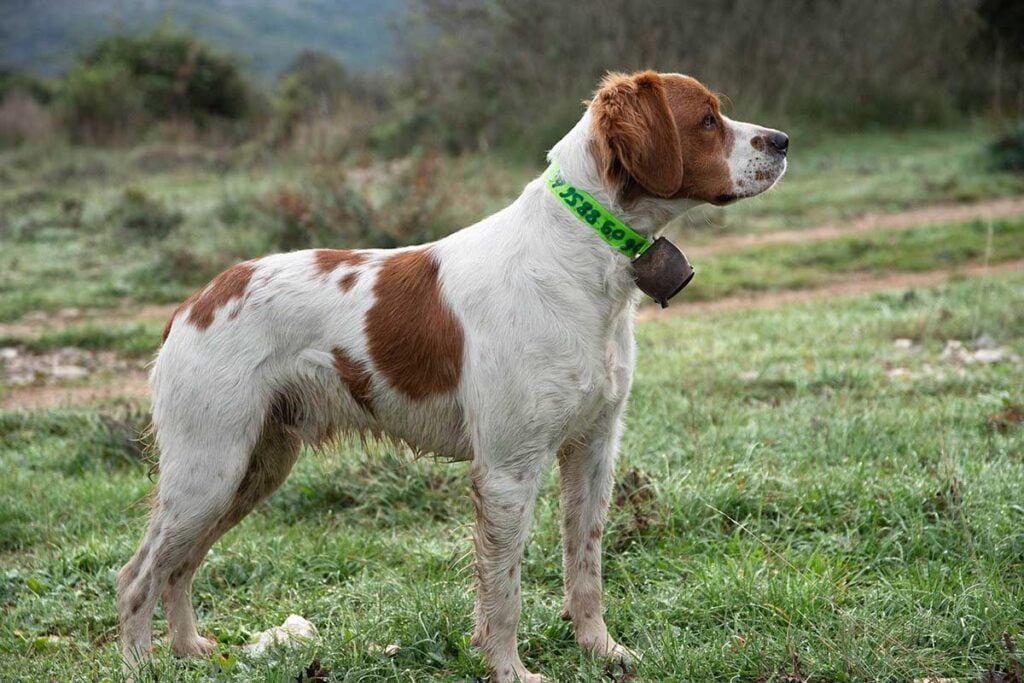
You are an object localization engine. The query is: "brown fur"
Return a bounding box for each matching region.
[339,272,359,292]
[661,74,734,203]
[163,262,256,341]
[364,248,464,400]
[591,70,682,198]
[313,248,366,274]
[591,71,734,204]
[331,347,375,414]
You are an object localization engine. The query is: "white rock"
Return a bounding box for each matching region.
[368,642,402,657]
[939,340,968,363]
[51,365,89,380]
[893,338,913,349]
[244,614,317,656]
[971,348,1008,364]
[974,335,997,350]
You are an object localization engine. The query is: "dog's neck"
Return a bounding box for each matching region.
[547,110,697,237]
[511,110,697,315]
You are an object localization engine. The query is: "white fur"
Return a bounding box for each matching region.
[116,90,786,682]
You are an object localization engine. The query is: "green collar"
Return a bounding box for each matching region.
[544,162,652,259]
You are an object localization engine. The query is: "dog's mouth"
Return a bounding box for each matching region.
[729,158,787,203]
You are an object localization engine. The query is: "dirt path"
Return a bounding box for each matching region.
[638,258,1024,321]
[687,196,1024,258]
[0,372,150,410]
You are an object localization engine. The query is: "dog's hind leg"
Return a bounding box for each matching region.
[161,415,301,656]
[116,393,275,672]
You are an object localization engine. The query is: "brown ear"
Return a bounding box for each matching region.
[591,71,683,198]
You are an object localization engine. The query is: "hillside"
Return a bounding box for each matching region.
[1,0,406,78]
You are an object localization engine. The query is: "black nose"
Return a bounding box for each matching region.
[769,131,789,156]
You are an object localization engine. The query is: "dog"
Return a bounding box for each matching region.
[116,70,787,681]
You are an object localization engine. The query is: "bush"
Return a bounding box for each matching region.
[0,67,51,104]
[259,151,452,250]
[989,125,1024,172]
[57,62,144,144]
[105,188,183,241]
[57,27,252,143]
[0,91,54,146]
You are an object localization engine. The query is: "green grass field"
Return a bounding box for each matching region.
[1,272,1023,681]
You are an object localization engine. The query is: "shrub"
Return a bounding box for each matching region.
[259,150,452,250]
[269,50,385,147]
[0,67,51,104]
[105,188,183,241]
[57,62,143,144]
[0,91,54,146]
[989,125,1024,172]
[57,27,252,143]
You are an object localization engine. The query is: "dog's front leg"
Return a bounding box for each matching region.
[469,457,549,683]
[558,411,636,668]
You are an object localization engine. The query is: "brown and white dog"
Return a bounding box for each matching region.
[117,71,787,681]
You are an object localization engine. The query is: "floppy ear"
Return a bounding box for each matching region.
[590,71,683,198]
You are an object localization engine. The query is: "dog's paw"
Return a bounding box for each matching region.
[506,672,548,683]
[171,634,217,657]
[490,664,548,682]
[603,642,639,680]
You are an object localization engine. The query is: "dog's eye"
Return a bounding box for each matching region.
[702,114,717,130]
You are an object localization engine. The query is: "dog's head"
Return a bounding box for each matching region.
[589,70,787,206]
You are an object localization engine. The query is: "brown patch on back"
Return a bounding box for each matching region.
[339,272,359,292]
[162,262,255,341]
[331,347,375,413]
[313,249,366,275]
[365,249,463,400]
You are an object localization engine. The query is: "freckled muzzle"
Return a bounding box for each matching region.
[730,124,789,199]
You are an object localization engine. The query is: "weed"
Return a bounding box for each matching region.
[106,187,183,241]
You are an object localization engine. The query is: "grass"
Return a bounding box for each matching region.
[0,323,162,358]
[1,272,1023,681]
[685,215,1024,301]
